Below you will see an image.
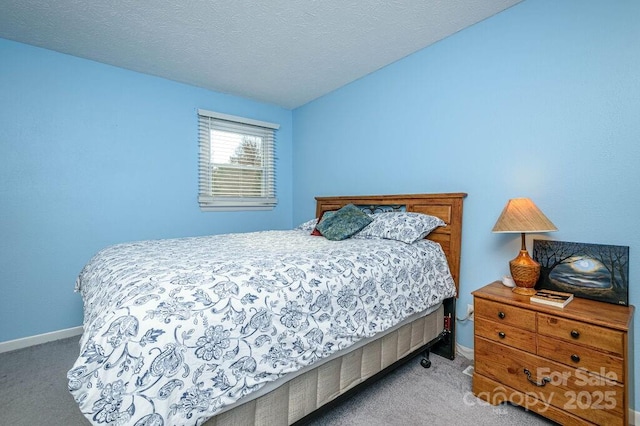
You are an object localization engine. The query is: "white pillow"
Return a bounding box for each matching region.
[355,212,445,244]
[295,218,318,232]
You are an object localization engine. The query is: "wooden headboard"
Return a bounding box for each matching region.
[315,193,467,295]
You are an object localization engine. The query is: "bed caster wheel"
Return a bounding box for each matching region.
[420,358,431,368]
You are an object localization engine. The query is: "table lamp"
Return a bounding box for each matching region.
[492,198,557,295]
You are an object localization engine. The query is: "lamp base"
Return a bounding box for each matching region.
[509,249,540,296]
[512,286,538,296]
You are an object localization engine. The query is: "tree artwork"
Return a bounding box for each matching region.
[532,240,629,306]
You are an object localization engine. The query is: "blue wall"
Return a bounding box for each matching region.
[1,0,638,413]
[292,0,639,408]
[0,39,293,342]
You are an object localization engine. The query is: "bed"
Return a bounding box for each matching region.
[68,192,466,426]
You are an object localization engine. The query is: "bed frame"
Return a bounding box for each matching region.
[205,193,466,426]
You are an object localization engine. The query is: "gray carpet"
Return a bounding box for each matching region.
[0,336,555,425]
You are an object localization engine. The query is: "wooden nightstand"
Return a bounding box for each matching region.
[472,281,634,425]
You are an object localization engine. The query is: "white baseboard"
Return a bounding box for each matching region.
[632,408,639,425]
[0,326,83,354]
[456,342,473,360]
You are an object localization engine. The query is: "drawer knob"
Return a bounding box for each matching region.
[570,330,580,339]
[571,354,581,363]
[498,312,505,319]
[498,332,506,339]
[523,368,551,387]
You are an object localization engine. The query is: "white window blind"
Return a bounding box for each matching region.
[198,109,279,211]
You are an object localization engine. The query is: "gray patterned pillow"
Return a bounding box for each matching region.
[316,204,373,241]
[355,212,445,244]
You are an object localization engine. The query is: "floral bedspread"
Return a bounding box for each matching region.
[68,230,456,425]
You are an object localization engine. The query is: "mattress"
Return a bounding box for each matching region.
[69,230,455,425]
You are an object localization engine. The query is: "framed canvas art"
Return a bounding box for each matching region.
[532,239,629,306]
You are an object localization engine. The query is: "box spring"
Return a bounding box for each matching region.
[203,303,445,425]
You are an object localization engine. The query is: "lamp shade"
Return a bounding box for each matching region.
[492,198,557,233]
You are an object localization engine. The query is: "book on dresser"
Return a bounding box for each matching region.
[530,289,573,308]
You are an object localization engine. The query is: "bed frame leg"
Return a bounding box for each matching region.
[417,297,456,369]
[420,350,432,368]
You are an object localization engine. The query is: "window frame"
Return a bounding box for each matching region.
[197,109,279,211]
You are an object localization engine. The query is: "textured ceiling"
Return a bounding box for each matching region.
[0,0,521,109]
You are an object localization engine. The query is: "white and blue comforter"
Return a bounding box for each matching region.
[68,230,456,425]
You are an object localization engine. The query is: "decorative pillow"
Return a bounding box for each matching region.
[355,212,445,244]
[295,218,318,232]
[310,210,336,236]
[315,204,373,241]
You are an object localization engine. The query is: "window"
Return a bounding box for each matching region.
[198,109,279,211]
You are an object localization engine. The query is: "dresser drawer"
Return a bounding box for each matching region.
[537,336,624,383]
[537,313,624,356]
[475,298,536,331]
[475,337,625,426]
[475,318,536,353]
